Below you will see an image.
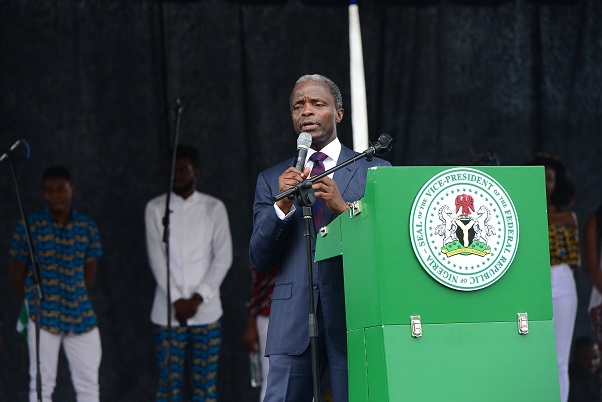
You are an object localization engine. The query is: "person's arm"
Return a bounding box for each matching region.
[173,294,202,322]
[569,210,581,267]
[585,212,602,292]
[83,218,102,292]
[144,200,183,301]
[312,176,348,215]
[312,156,392,215]
[194,200,233,302]
[83,260,97,291]
[250,170,298,273]
[8,220,29,302]
[275,166,310,215]
[243,267,265,351]
[9,259,27,301]
[244,314,259,352]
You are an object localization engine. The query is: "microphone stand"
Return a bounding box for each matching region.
[2,140,45,402]
[161,99,183,402]
[303,201,321,402]
[273,134,392,402]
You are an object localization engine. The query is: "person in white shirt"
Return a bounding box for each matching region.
[145,145,233,402]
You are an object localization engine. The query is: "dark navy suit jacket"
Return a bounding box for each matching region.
[249,144,391,356]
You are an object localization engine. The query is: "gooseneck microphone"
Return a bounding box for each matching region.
[294,132,312,171]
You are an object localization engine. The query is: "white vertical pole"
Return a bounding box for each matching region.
[349,0,369,152]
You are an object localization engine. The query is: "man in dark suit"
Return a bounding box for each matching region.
[249,74,390,402]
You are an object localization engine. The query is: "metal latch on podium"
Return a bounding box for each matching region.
[410,315,422,338]
[517,313,528,335]
[347,200,361,218]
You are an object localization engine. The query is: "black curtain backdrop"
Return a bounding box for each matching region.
[0,1,601,401]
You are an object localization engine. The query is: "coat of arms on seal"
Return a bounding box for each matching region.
[436,194,496,257]
[409,168,519,291]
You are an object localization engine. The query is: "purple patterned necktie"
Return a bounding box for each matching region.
[309,152,328,230]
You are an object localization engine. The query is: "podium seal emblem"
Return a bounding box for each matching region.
[409,167,519,291]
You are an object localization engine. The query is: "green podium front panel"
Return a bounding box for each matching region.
[348,321,559,402]
[315,166,559,402]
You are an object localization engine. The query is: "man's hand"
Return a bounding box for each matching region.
[312,176,348,215]
[276,166,311,215]
[173,294,203,323]
[9,260,27,301]
[83,260,97,292]
[244,314,259,352]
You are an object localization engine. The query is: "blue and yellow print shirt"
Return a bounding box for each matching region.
[9,208,102,335]
[548,223,580,267]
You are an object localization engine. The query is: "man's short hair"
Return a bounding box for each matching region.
[291,74,343,110]
[42,166,71,183]
[176,145,201,169]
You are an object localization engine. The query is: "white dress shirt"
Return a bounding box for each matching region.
[145,191,233,326]
[275,137,342,219]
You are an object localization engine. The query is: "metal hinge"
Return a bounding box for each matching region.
[517,313,528,335]
[411,315,422,338]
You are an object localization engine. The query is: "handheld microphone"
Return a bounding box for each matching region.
[294,132,312,171]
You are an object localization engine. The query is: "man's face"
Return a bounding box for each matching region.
[172,157,198,196]
[290,80,344,151]
[43,176,73,216]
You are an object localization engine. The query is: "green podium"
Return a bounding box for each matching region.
[315,166,559,402]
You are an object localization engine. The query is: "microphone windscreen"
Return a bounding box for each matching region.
[376,133,393,155]
[297,132,312,150]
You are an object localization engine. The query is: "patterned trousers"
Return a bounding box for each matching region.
[154,320,221,402]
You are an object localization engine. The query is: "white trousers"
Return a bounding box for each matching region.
[257,314,270,402]
[27,320,102,402]
[551,264,578,402]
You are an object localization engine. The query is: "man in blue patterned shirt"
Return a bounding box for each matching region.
[9,166,103,402]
